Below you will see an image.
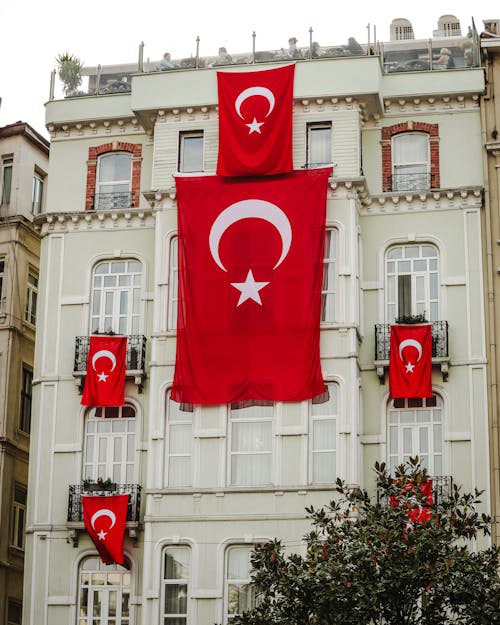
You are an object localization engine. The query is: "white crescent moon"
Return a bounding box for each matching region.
[92,350,117,372]
[235,86,275,119]
[209,199,292,272]
[399,339,422,362]
[90,508,116,530]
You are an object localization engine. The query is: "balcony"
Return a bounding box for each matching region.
[374,321,449,382]
[67,483,141,547]
[73,334,147,391]
[92,192,133,210]
[390,172,434,192]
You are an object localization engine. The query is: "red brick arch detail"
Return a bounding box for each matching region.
[381,122,439,192]
[86,142,142,210]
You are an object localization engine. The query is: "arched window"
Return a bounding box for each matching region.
[83,405,136,484]
[225,546,257,623]
[78,556,131,625]
[392,133,430,191]
[388,395,443,476]
[95,153,132,209]
[161,546,191,625]
[386,244,439,322]
[90,260,142,335]
[310,382,338,483]
[164,390,193,488]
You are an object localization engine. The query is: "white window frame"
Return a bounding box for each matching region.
[20,366,33,434]
[321,228,337,323]
[96,153,132,209]
[161,546,191,625]
[388,395,444,477]
[310,383,338,484]
[32,170,45,214]
[228,403,274,487]
[306,122,332,168]
[392,133,430,191]
[90,260,143,335]
[1,156,13,205]
[10,483,27,550]
[25,270,38,325]
[167,236,178,331]
[178,131,204,173]
[78,556,132,625]
[225,546,257,623]
[385,244,439,322]
[83,405,137,484]
[164,390,193,488]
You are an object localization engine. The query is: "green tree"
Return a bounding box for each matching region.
[55,52,83,97]
[233,459,500,625]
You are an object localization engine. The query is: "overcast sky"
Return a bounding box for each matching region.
[0,0,497,138]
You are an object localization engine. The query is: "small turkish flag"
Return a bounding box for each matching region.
[390,480,433,525]
[217,64,295,177]
[81,336,127,406]
[172,168,331,404]
[389,324,432,398]
[82,494,129,565]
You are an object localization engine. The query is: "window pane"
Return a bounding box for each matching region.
[308,124,332,166]
[313,420,336,450]
[180,134,203,172]
[99,154,131,182]
[165,548,190,580]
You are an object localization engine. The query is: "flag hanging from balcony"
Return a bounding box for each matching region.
[389,324,432,398]
[82,494,129,565]
[171,168,332,404]
[81,336,127,407]
[217,64,295,177]
[390,479,433,526]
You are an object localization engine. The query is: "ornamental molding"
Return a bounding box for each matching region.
[47,117,145,140]
[33,208,155,236]
[382,94,480,116]
[359,186,483,214]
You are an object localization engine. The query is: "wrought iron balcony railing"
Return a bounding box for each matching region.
[390,173,433,192]
[67,483,142,523]
[375,321,448,361]
[92,192,133,210]
[74,334,146,373]
[379,475,453,507]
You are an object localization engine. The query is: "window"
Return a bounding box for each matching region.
[392,133,430,191]
[321,228,337,323]
[95,153,132,209]
[167,236,178,331]
[178,132,204,173]
[83,405,136,484]
[78,556,131,625]
[20,367,33,434]
[10,484,27,550]
[0,259,5,310]
[25,271,38,325]
[388,395,443,476]
[32,170,44,214]
[90,260,142,335]
[311,383,338,483]
[229,403,273,486]
[1,156,13,205]
[162,547,190,625]
[165,390,193,488]
[386,245,439,322]
[307,122,332,167]
[225,547,257,622]
[7,599,22,625]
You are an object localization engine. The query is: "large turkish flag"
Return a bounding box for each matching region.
[82,494,129,565]
[217,64,295,177]
[389,324,432,398]
[81,336,127,406]
[171,168,332,404]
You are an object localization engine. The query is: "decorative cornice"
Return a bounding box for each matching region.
[33,208,155,235]
[47,117,144,140]
[383,94,480,116]
[359,187,483,214]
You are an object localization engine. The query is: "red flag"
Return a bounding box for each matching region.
[390,480,433,525]
[171,168,332,404]
[82,494,129,565]
[81,336,127,406]
[217,64,295,177]
[389,324,432,398]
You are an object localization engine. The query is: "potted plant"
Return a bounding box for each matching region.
[82,477,117,492]
[394,312,428,324]
[56,52,84,97]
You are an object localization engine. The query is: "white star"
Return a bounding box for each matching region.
[231,270,270,306]
[97,530,107,540]
[246,117,265,134]
[405,362,415,373]
[97,371,108,382]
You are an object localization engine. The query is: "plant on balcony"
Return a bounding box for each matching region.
[82,477,116,492]
[394,312,428,324]
[56,52,84,97]
[232,458,499,625]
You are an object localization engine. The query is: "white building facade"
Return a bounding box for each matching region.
[24,21,490,625]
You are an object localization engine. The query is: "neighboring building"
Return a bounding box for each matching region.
[0,122,48,625]
[480,19,500,545]
[23,16,490,625]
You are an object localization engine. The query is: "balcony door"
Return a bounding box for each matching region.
[90,260,142,335]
